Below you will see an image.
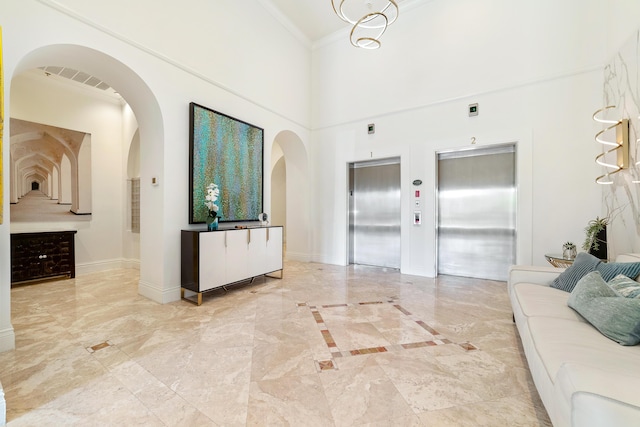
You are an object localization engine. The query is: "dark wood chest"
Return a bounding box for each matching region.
[11,231,77,285]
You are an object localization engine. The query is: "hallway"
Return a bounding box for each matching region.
[10,191,91,222]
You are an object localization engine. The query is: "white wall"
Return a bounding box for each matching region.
[310,0,640,273]
[52,0,311,127]
[606,0,640,57]
[271,156,286,242]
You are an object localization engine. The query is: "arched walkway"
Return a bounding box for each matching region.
[10,44,165,301]
[271,130,310,261]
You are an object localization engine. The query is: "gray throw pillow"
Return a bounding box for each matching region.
[567,271,640,345]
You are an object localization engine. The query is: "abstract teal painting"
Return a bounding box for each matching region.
[189,102,263,223]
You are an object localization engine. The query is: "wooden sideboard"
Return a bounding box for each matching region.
[181,226,283,305]
[11,230,77,285]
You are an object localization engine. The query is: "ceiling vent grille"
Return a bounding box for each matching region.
[39,66,112,92]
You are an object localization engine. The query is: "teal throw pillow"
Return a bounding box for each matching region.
[608,274,640,298]
[597,262,640,282]
[567,271,640,345]
[550,252,601,292]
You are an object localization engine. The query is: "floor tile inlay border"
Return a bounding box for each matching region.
[86,340,113,353]
[300,299,478,372]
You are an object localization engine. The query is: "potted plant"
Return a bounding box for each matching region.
[582,216,608,260]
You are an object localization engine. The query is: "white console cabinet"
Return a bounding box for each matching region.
[181,226,283,305]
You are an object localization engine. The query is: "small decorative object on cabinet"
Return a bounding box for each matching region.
[204,182,220,231]
[258,212,268,226]
[11,230,77,285]
[562,242,577,260]
[181,226,283,305]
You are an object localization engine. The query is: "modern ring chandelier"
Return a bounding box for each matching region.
[331,0,399,49]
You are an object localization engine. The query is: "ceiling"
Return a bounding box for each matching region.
[266,0,346,42]
[265,0,413,44]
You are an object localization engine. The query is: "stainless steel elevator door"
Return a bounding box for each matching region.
[349,159,401,269]
[437,145,516,281]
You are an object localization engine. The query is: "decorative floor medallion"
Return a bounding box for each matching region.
[298,299,478,372]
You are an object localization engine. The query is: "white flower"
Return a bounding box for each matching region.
[204,183,220,212]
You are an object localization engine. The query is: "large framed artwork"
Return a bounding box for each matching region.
[189,102,264,224]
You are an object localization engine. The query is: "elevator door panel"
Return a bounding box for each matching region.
[437,145,516,281]
[349,161,401,269]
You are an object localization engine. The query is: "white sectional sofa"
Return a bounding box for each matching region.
[508,254,640,427]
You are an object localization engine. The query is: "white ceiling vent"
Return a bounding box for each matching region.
[39,66,113,92]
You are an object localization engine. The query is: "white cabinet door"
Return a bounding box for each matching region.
[198,232,227,291]
[247,228,267,278]
[225,229,250,284]
[266,227,283,273]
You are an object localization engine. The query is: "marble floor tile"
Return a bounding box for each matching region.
[375,348,485,413]
[247,374,334,426]
[0,261,551,426]
[320,365,416,427]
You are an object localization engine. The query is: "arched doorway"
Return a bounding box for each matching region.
[10,44,165,301]
[125,128,141,265]
[271,143,286,249]
[271,130,309,261]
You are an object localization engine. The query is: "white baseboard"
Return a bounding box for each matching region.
[138,280,181,304]
[310,253,347,266]
[0,327,15,353]
[121,259,140,270]
[76,258,140,275]
[284,251,311,262]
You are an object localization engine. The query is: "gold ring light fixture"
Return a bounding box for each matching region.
[592,105,629,185]
[331,0,399,49]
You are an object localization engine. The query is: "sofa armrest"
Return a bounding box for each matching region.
[508,265,564,294]
[556,363,640,427]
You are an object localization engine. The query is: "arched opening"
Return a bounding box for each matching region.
[125,128,141,265]
[10,44,165,301]
[271,142,286,247]
[271,130,309,261]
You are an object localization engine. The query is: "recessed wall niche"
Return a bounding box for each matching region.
[10,118,92,222]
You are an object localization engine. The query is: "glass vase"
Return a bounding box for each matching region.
[206,214,218,231]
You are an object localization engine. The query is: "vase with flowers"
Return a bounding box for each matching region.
[204,183,221,231]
